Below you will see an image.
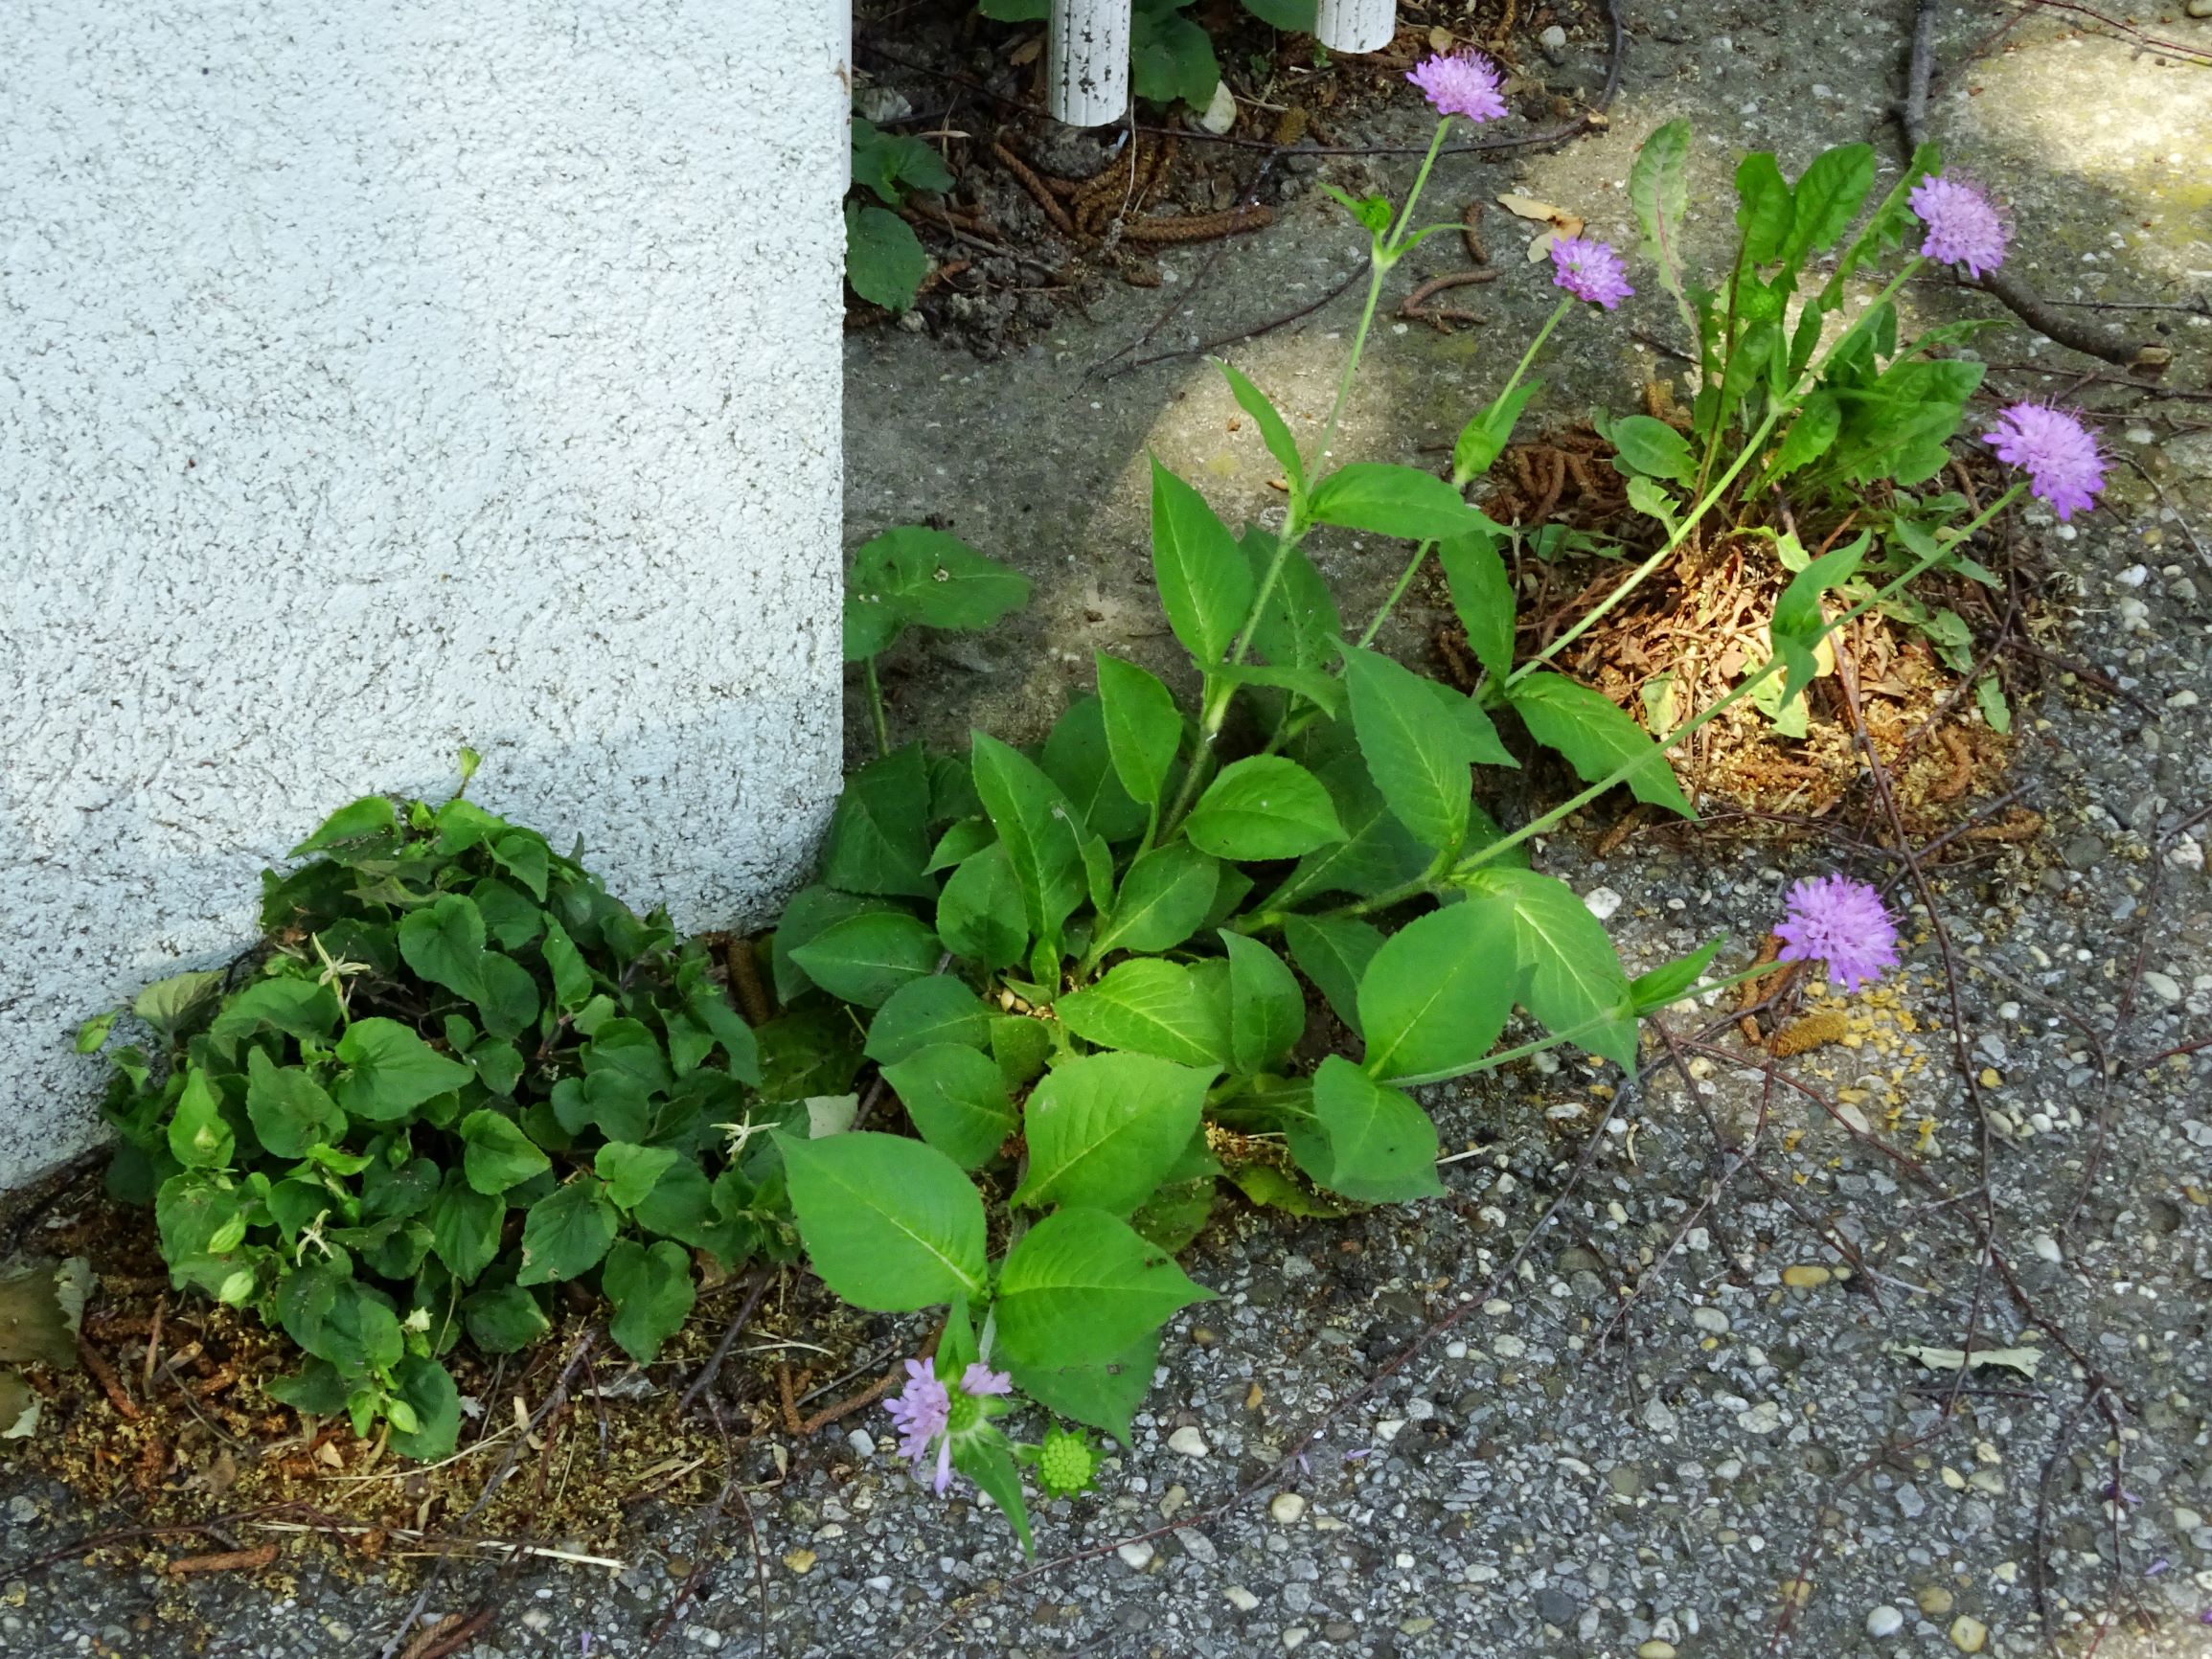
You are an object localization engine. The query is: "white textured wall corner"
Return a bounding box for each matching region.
[0,0,849,1190]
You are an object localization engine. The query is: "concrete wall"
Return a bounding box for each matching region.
[0,0,849,1189]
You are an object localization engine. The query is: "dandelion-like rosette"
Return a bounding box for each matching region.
[1548,235,1634,309]
[1774,875,1901,994]
[1405,53,1508,124]
[1906,173,2009,280]
[1984,402,2104,523]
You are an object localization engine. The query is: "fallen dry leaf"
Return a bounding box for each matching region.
[1888,1343,2042,1378]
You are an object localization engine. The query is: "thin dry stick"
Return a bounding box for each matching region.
[677,1268,773,1417]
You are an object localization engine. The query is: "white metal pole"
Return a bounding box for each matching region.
[1048,0,1131,128]
[1314,0,1396,54]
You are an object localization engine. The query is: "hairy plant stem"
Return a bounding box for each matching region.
[863,657,892,760]
[1506,258,1928,690]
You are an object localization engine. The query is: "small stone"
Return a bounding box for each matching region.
[1159,1483,1189,1519]
[1283,1627,1310,1651]
[1118,1541,1156,1570]
[1917,1585,1955,1617]
[1637,1642,1677,1659]
[1949,1614,1988,1652]
[1781,1264,1832,1289]
[782,1549,816,1575]
[1269,1491,1308,1524]
[1167,1426,1211,1458]
[1538,22,1569,62]
[2188,0,2212,21]
[1536,1587,1581,1626]
[2142,970,2182,1005]
[1174,1527,1218,1564]
[1739,1400,1784,1434]
[1225,1586,1261,1613]
[2031,1234,2062,1264]
[1584,886,1624,921]
[1866,1605,1905,1638]
[846,1430,876,1460]
[1402,1617,1438,1636]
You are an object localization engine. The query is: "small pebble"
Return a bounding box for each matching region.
[1283,1627,1310,1651]
[1226,1586,1261,1613]
[782,1549,816,1575]
[1167,1426,1210,1458]
[1118,1541,1155,1570]
[1637,1643,1678,1659]
[846,1430,876,1460]
[1781,1264,1832,1289]
[2031,1234,2062,1264]
[1867,1605,1905,1638]
[1950,1614,1988,1652]
[2188,0,2212,24]
[1918,1585,1955,1617]
[1269,1491,1308,1524]
[1691,1307,1730,1335]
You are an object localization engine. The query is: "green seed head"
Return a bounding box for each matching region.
[1036,1425,1099,1498]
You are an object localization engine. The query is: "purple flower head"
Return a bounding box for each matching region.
[1549,235,1634,309]
[883,1355,1015,1497]
[1984,402,2104,522]
[1774,875,1900,994]
[1406,53,1507,124]
[1908,172,2008,280]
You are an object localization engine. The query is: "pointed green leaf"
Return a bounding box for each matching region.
[1089,844,1220,960]
[935,842,1029,970]
[1094,652,1183,810]
[245,1050,344,1159]
[460,1108,552,1194]
[865,977,992,1064]
[1221,931,1304,1075]
[993,1208,1213,1371]
[1733,151,1793,264]
[1356,902,1516,1082]
[1006,1330,1157,1443]
[1343,646,1477,854]
[1307,463,1494,543]
[1464,868,1638,1069]
[1011,1052,1213,1215]
[1508,671,1692,816]
[1055,960,1230,1068]
[880,1043,1016,1169]
[333,1018,475,1123]
[1439,534,1516,680]
[1150,458,1254,666]
[514,1178,621,1285]
[779,1131,988,1309]
[603,1239,697,1366]
[1042,696,1149,844]
[819,743,937,898]
[1183,757,1344,860]
[1218,361,1305,496]
[970,731,1086,943]
[1286,914,1384,1037]
[788,911,941,1009]
[1307,1056,1444,1201]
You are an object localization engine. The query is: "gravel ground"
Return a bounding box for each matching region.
[6,4,2210,1656]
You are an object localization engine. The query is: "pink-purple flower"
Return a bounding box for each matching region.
[1908,173,2009,280]
[884,1356,1013,1495]
[1984,402,2105,522]
[1774,875,1900,994]
[1548,235,1634,309]
[1406,52,1507,124]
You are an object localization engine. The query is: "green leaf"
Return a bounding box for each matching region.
[1733,151,1793,265]
[1320,183,1394,239]
[970,732,1086,944]
[1507,672,1693,817]
[1094,652,1183,810]
[206,976,341,1059]
[1286,915,1384,1037]
[1042,696,1150,844]
[1011,1052,1214,1215]
[514,1179,621,1285]
[1439,534,1516,679]
[850,116,954,205]
[461,1108,552,1194]
[1149,458,1253,666]
[1627,117,1697,347]
[1770,392,1841,480]
[993,1208,1213,1371]
[167,1070,235,1170]
[950,1426,1035,1557]
[132,970,224,1039]
[1183,757,1343,860]
[1357,901,1516,1083]
[1306,463,1492,543]
[490,830,550,901]
[1221,932,1304,1074]
[991,1014,1053,1091]
[603,1239,697,1366]
[1305,1056,1444,1202]
[1129,3,1219,104]
[865,977,992,1064]
[1238,0,1316,28]
[687,991,762,1085]
[397,893,487,1001]
[1342,647,1476,854]
[1629,937,1724,1014]
[291,795,398,855]
[1230,1163,1349,1218]
[596,1142,681,1210]
[819,743,937,898]
[925,818,995,875]
[1129,1176,1218,1255]
[1784,143,1876,263]
[1090,844,1220,959]
[1769,532,1868,703]
[1007,1330,1158,1443]
[847,527,1032,640]
[264,1357,349,1416]
[1452,379,1541,485]
[1244,531,1343,673]
[1217,361,1305,497]
[1974,673,2011,735]
[389,1354,462,1461]
[1463,869,1638,1068]
[1213,661,1346,717]
[880,1044,1016,1169]
[1608,415,1696,487]
[935,843,1029,970]
[845,202,927,311]
[332,1018,474,1124]
[1055,960,1230,1068]
[470,952,540,1041]
[245,1050,344,1159]
[788,911,940,1009]
[427,1171,504,1283]
[779,1131,988,1308]
[464,1284,550,1353]
[540,918,593,1011]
